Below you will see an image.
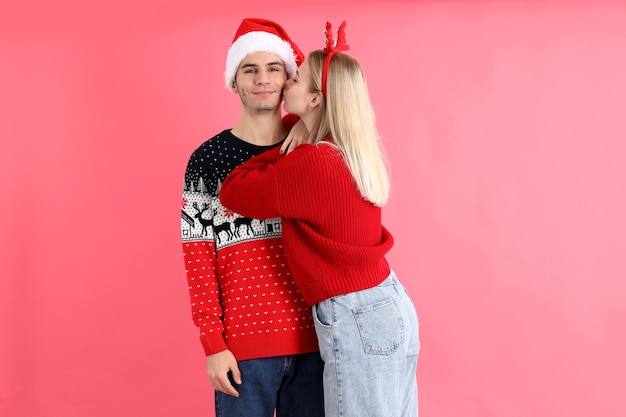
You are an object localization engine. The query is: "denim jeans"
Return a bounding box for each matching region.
[214,352,325,417]
[313,271,419,417]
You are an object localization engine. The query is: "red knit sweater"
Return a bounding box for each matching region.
[220,143,393,306]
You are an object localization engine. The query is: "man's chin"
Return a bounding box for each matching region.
[254,103,281,112]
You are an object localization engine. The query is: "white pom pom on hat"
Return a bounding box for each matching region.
[224,18,304,89]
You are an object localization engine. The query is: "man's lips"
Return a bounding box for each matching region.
[254,90,276,97]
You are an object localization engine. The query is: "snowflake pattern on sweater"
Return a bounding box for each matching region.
[181,130,318,360]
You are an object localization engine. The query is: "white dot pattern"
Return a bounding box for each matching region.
[182,130,317,358]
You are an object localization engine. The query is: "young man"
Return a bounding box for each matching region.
[180,18,324,417]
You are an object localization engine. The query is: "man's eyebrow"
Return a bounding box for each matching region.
[239,61,285,69]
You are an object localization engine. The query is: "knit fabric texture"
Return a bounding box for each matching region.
[181,130,318,359]
[220,143,394,306]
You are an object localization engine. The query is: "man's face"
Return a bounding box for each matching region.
[232,51,287,112]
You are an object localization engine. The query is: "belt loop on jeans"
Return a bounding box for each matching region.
[379,270,397,286]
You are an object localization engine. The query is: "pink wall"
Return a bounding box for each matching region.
[2,1,625,416]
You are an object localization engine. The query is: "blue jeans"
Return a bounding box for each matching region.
[313,271,419,417]
[214,352,325,417]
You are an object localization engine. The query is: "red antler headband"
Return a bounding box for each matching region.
[322,21,350,96]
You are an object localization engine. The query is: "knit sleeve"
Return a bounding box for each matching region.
[282,113,300,131]
[219,146,283,219]
[182,146,228,356]
[220,144,345,222]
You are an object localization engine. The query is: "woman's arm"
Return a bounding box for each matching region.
[221,144,340,221]
[280,117,310,155]
[219,147,283,219]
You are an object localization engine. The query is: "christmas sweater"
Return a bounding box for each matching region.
[181,129,318,360]
[220,143,394,306]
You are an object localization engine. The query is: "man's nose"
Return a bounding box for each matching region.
[255,69,270,84]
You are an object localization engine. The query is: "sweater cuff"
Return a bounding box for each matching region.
[200,332,228,356]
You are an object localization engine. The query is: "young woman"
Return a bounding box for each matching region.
[220,22,419,417]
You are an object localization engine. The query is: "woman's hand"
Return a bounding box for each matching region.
[280,118,309,155]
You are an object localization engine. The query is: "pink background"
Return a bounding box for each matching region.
[2,1,625,416]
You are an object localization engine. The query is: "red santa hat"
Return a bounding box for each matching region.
[224,18,304,89]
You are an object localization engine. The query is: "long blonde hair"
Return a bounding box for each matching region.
[307,50,390,207]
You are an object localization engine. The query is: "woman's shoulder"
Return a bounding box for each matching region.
[290,142,342,159]
[279,144,346,179]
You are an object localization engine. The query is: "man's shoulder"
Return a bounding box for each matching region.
[193,129,235,152]
[185,130,235,174]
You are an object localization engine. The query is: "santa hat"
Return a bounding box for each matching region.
[224,18,304,89]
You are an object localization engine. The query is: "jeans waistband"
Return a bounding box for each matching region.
[378,270,398,287]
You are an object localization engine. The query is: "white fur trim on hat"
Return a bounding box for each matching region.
[224,31,298,90]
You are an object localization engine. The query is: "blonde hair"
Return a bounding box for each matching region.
[307,50,390,206]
